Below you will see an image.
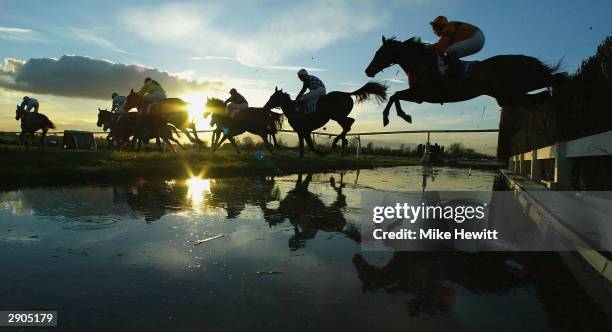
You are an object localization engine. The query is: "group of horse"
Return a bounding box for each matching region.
[92,81,386,156]
[13,36,565,156]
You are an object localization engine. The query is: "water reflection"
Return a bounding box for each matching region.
[262,173,359,250]
[353,252,528,316]
[186,177,211,206]
[1,167,609,330]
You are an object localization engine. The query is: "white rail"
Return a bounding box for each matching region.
[508,129,612,190]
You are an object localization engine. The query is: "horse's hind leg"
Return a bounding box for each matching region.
[227,136,241,154]
[333,117,355,156]
[213,134,228,152]
[170,137,185,150]
[259,134,275,154]
[163,138,176,153]
[271,133,280,150]
[304,134,326,157]
[40,128,49,147]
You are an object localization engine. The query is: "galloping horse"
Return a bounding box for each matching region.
[123,90,203,146]
[15,105,55,147]
[205,98,283,154]
[365,36,567,126]
[97,109,184,152]
[263,82,387,157]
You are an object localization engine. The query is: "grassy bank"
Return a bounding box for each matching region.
[0,145,420,186]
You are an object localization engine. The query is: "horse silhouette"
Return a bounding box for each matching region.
[365,36,567,126]
[205,98,283,154]
[97,109,184,152]
[124,90,203,146]
[15,104,55,147]
[263,83,387,157]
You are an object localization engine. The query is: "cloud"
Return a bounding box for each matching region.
[119,1,389,68]
[0,55,224,100]
[0,26,41,43]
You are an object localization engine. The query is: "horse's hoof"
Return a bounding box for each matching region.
[383,117,389,127]
[401,113,412,124]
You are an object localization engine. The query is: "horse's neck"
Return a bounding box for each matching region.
[281,101,297,117]
[398,46,436,74]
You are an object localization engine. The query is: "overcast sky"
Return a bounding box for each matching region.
[1,0,611,153]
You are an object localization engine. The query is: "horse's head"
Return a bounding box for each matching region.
[263,87,292,111]
[97,108,114,131]
[15,104,25,121]
[124,89,140,111]
[365,36,426,77]
[204,97,226,118]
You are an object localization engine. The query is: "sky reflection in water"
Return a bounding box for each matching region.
[0,166,609,331]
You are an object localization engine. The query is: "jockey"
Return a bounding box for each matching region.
[111,92,128,121]
[428,16,485,76]
[137,77,166,113]
[20,96,39,113]
[224,88,248,118]
[296,69,326,113]
[111,92,127,113]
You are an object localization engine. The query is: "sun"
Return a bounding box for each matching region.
[180,92,211,130]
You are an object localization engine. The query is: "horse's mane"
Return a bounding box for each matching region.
[397,36,438,67]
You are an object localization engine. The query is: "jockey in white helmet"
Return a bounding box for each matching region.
[20,96,39,113]
[296,69,326,113]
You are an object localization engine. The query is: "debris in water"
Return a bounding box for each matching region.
[194,234,225,246]
[256,271,283,275]
[505,259,524,270]
[168,226,178,229]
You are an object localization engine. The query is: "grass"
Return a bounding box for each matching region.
[0,145,420,186]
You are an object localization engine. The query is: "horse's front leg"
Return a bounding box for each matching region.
[18,131,26,146]
[383,89,418,126]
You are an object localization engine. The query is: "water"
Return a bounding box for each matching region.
[0,167,609,331]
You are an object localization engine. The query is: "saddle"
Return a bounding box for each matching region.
[297,96,325,114]
[436,55,477,79]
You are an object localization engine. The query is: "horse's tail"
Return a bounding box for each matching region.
[267,111,284,132]
[545,59,568,85]
[45,116,56,129]
[350,82,388,103]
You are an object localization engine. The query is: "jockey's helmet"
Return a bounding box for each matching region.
[112,92,118,98]
[430,16,448,33]
[23,96,29,101]
[297,69,308,79]
[144,77,152,83]
[229,88,237,95]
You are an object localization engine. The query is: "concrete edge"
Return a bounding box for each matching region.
[500,169,612,284]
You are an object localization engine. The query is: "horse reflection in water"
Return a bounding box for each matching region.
[114,179,190,222]
[263,173,360,250]
[205,177,280,219]
[352,252,530,316]
[113,177,281,221]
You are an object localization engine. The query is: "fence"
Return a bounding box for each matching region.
[0,128,500,157]
[508,129,612,190]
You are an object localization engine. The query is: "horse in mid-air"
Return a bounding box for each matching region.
[365,36,567,126]
[263,82,387,157]
[15,104,55,147]
[205,98,283,154]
